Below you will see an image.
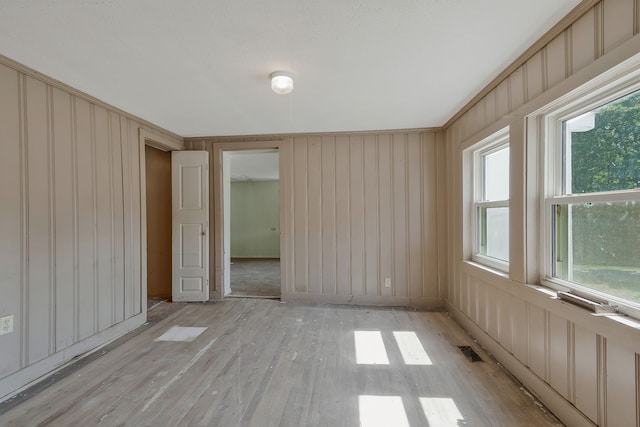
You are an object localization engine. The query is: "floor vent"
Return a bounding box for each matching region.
[458,345,483,362]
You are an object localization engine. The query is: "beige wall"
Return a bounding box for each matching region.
[188,132,446,307]
[445,1,640,426]
[0,56,181,401]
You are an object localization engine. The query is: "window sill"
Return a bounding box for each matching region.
[463,260,509,280]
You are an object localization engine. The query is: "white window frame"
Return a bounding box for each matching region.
[540,74,640,317]
[470,129,510,272]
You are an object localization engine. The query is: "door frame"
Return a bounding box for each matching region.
[211,140,292,300]
[138,129,184,311]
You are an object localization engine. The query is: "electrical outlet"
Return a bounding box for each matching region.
[0,315,14,335]
[384,278,391,288]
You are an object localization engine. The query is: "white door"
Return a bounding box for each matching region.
[172,151,209,302]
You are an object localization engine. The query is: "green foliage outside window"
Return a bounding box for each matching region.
[570,91,640,193]
[557,90,640,303]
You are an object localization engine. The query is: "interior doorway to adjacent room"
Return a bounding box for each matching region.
[144,145,172,308]
[224,149,281,299]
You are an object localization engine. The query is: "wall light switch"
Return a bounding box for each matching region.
[0,315,14,335]
[384,278,391,288]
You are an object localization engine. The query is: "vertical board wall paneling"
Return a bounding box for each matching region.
[199,131,441,304]
[391,134,407,297]
[293,138,309,293]
[348,136,365,296]
[110,112,125,324]
[335,136,351,295]
[446,1,640,426]
[376,135,393,298]
[594,2,605,60]
[120,116,134,318]
[545,32,568,89]
[0,58,180,400]
[422,134,438,298]
[605,340,637,426]
[526,51,545,102]
[307,136,323,295]
[637,0,640,35]
[26,75,52,365]
[407,133,422,299]
[497,291,512,352]
[574,325,598,421]
[363,137,380,297]
[528,305,547,382]
[509,67,526,111]
[571,8,597,74]
[603,0,635,54]
[320,137,336,295]
[75,97,96,341]
[94,105,113,332]
[52,87,75,351]
[0,64,22,377]
[548,313,570,399]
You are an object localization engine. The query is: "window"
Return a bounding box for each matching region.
[545,86,640,308]
[471,131,510,270]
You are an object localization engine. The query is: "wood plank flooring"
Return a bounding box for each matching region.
[0,299,563,426]
[229,259,281,298]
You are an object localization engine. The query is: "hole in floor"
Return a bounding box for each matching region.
[458,345,483,362]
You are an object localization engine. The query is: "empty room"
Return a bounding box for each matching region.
[1,1,639,426]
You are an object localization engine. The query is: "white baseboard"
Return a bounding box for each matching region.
[0,313,146,403]
[446,302,595,427]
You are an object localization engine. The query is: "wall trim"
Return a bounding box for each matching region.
[0,313,146,403]
[140,128,184,152]
[282,293,445,309]
[184,127,440,142]
[447,302,596,427]
[209,140,292,301]
[138,130,184,310]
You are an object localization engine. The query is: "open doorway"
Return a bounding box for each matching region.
[144,145,172,308]
[225,149,280,298]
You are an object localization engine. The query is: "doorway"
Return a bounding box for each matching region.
[144,145,172,308]
[225,149,281,298]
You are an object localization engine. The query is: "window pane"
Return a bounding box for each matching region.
[554,201,640,303]
[483,147,509,201]
[564,90,640,195]
[478,207,509,262]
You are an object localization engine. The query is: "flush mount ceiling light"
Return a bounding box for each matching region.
[270,71,294,94]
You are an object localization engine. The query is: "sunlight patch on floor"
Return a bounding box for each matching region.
[354,331,390,365]
[155,326,208,342]
[359,395,410,427]
[393,331,432,365]
[419,397,465,427]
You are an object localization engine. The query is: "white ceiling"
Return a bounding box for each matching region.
[0,0,581,137]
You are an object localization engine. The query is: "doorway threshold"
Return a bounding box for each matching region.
[226,294,280,300]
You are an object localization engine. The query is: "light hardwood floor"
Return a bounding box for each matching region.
[0,299,563,426]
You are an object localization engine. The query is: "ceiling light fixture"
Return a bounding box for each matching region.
[270,71,294,94]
